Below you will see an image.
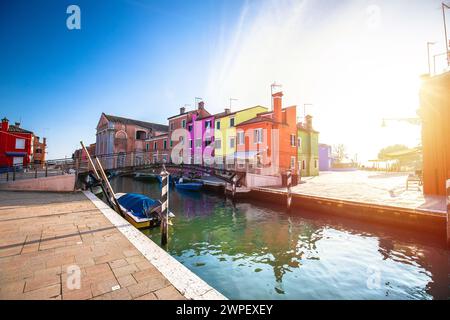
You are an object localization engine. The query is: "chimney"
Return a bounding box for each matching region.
[14,122,20,127]
[224,108,230,114]
[305,115,313,131]
[1,117,9,132]
[272,91,283,123]
[180,106,185,114]
[198,101,205,110]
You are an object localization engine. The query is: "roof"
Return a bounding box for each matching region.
[8,125,33,134]
[237,116,276,126]
[214,105,268,119]
[103,113,168,132]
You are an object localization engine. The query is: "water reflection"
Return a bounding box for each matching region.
[110,176,449,300]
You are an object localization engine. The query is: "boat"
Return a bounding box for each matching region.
[174,178,203,191]
[134,172,158,181]
[156,175,175,184]
[114,193,174,229]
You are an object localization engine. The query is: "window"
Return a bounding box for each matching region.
[290,134,296,147]
[163,140,167,150]
[302,160,306,170]
[230,118,235,127]
[253,129,263,143]
[15,138,25,149]
[195,139,202,148]
[229,137,235,148]
[136,130,146,140]
[188,125,193,132]
[205,120,212,129]
[170,123,175,130]
[190,140,193,148]
[215,139,222,149]
[216,121,220,130]
[182,119,186,128]
[154,142,157,150]
[237,131,245,145]
[205,139,212,147]
[146,143,149,151]
[291,157,296,169]
[170,141,173,148]
[298,137,302,150]
[180,136,184,145]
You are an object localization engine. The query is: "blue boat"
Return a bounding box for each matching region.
[115,193,174,229]
[156,175,175,184]
[174,178,203,191]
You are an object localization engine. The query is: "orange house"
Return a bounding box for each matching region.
[236,92,298,176]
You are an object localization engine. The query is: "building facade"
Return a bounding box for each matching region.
[189,107,215,165]
[214,105,268,167]
[318,143,332,171]
[95,113,168,168]
[0,118,34,169]
[235,92,298,175]
[32,136,47,166]
[168,104,210,164]
[297,115,319,177]
[146,133,169,163]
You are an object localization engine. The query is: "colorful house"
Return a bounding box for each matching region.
[214,105,268,167]
[318,143,332,171]
[297,115,319,177]
[235,92,298,176]
[168,103,210,163]
[188,102,215,165]
[0,118,34,169]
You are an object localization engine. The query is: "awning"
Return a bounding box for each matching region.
[5,152,27,157]
[234,151,260,159]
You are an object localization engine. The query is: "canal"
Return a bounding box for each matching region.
[110,176,449,300]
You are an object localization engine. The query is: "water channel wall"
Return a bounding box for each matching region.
[0,174,76,192]
[249,188,447,240]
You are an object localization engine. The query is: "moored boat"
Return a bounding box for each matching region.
[114,193,174,229]
[174,178,203,191]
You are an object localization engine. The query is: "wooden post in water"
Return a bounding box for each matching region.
[160,165,169,246]
[286,170,292,211]
[446,179,450,248]
[12,166,15,181]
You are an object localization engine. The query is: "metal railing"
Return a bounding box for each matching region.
[0,158,77,183]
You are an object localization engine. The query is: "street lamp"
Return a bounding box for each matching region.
[427,41,436,74]
[443,2,450,66]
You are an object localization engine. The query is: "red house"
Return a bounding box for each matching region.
[0,117,33,169]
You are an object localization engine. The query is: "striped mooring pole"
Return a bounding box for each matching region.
[286,170,292,211]
[232,175,237,200]
[160,165,169,246]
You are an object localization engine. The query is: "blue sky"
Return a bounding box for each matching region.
[0,0,447,160]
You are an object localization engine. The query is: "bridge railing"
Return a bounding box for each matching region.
[0,158,77,183]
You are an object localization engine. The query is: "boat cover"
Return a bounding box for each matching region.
[117,193,160,219]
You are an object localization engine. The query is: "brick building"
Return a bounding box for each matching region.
[95,113,168,168]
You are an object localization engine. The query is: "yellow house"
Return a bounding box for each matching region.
[214,105,267,166]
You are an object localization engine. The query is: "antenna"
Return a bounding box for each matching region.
[229,98,238,110]
[270,82,282,110]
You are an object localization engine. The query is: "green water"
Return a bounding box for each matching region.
[111,176,449,300]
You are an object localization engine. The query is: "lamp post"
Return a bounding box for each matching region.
[427,42,436,74]
[443,2,450,67]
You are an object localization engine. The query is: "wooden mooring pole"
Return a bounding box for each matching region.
[446,179,450,248]
[231,176,237,201]
[287,170,292,211]
[160,165,169,246]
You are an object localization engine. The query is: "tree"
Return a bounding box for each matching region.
[378,144,408,160]
[332,144,347,163]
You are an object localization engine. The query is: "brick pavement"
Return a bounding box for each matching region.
[0,191,185,300]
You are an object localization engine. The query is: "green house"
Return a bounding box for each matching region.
[297,115,319,177]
